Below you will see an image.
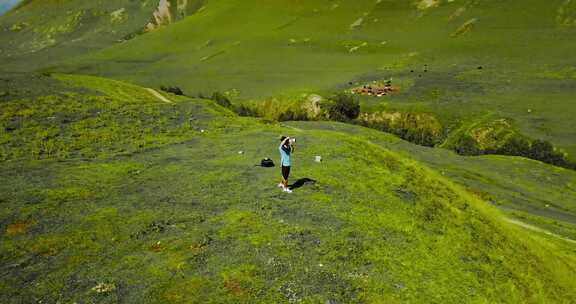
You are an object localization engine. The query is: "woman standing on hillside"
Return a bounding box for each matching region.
[278,136,295,193]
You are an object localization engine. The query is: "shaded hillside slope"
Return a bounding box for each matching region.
[0,0,204,71]
[1,74,576,303]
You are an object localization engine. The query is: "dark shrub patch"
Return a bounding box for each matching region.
[278,109,308,121]
[160,86,184,96]
[526,139,571,167]
[452,133,575,170]
[453,135,481,155]
[234,104,258,117]
[500,136,531,156]
[327,93,360,122]
[210,92,232,108]
[358,111,444,147]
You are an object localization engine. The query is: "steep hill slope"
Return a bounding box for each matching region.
[1,74,576,303]
[0,0,205,72]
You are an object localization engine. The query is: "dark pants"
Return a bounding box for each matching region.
[282,166,291,181]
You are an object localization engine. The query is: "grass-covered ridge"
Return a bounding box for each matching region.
[0,73,224,161]
[287,120,576,243]
[1,74,576,303]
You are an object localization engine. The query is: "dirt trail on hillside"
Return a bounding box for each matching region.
[145,88,172,103]
[506,218,576,244]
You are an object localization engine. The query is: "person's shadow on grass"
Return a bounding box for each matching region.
[289,178,316,190]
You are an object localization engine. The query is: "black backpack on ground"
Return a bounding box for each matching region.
[260,158,275,167]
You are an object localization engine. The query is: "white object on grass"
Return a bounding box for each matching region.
[315,156,322,163]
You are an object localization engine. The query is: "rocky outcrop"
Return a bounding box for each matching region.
[145,0,204,31]
[146,0,172,31]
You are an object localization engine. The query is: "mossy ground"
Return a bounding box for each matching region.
[1,74,576,303]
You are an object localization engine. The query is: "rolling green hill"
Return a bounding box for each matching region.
[1,0,574,162]
[1,73,576,303]
[1,1,576,302]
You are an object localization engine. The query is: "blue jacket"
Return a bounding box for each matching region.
[279,143,291,167]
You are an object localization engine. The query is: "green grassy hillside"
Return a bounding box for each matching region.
[0,0,206,73]
[0,0,156,69]
[2,0,573,161]
[1,0,575,158]
[1,74,576,303]
[1,2,576,302]
[287,120,576,240]
[36,0,573,158]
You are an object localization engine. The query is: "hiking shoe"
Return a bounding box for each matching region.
[283,188,293,193]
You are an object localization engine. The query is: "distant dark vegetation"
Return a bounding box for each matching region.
[453,135,576,170]
[358,120,441,147]
[327,93,360,122]
[234,103,259,117]
[357,113,443,147]
[211,92,360,122]
[328,94,441,146]
[202,90,574,170]
[160,86,185,96]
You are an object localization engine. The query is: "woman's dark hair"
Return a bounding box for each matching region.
[280,136,287,142]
